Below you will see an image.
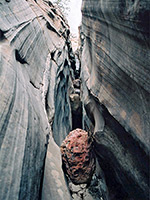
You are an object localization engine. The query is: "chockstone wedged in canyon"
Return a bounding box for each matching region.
[0,0,150,200]
[60,128,95,185]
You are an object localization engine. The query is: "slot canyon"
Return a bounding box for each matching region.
[0,0,149,200]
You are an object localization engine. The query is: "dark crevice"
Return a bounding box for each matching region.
[48,11,55,20]
[71,88,82,130]
[45,84,50,114]
[50,51,56,60]
[51,8,57,14]
[61,21,65,28]
[47,1,53,7]
[46,21,60,36]
[57,50,62,58]
[72,110,82,130]
[15,49,28,64]
[70,53,83,130]
[0,29,6,41]
[29,80,40,90]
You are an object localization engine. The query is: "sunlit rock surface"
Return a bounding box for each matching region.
[0,0,72,199]
[81,0,150,199]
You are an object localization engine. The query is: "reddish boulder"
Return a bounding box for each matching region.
[60,129,95,184]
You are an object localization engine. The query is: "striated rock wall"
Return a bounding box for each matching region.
[81,0,150,199]
[52,57,72,146]
[42,136,71,200]
[0,0,73,199]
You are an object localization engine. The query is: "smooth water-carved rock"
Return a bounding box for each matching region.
[42,137,71,200]
[81,0,150,199]
[61,129,95,185]
[0,0,72,199]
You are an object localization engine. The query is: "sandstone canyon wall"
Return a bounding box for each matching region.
[0,0,73,199]
[81,0,150,199]
[0,0,150,200]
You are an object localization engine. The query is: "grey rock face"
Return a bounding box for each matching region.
[42,136,71,200]
[52,57,72,146]
[81,0,150,199]
[0,0,72,199]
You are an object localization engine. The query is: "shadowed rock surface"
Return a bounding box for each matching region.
[0,0,73,199]
[81,0,150,199]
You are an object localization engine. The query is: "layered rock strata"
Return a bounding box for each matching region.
[42,136,71,200]
[0,0,73,199]
[81,0,150,199]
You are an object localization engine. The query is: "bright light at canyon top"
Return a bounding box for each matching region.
[51,0,82,37]
[51,0,82,50]
[67,0,82,36]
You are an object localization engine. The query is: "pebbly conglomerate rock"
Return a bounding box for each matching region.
[0,0,73,199]
[61,129,95,185]
[81,0,150,199]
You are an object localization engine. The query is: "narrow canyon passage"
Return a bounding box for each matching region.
[0,1,149,200]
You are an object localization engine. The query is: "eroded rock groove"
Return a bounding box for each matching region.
[0,0,149,200]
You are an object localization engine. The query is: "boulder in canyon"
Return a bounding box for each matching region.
[61,129,95,185]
